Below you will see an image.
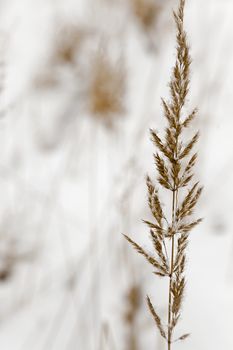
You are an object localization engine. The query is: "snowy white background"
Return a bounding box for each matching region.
[0,0,232,349]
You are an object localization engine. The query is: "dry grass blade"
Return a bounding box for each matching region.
[176,183,203,221]
[154,153,172,190]
[165,128,177,154]
[171,275,185,324]
[161,98,176,129]
[173,233,188,273]
[183,108,197,127]
[147,296,167,339]
[180,153,197,187]
[179,132,199,160]
[123,234,168,276]
[150,230,169,272]
[184,153,198,174]
[146,175,165,227]
[142,220,164,239]
[178,218,203,234]
[150,129,172,160]
[174,333,190,342]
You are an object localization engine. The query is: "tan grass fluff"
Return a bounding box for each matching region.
[129,0,161,31]
[88,50,125,126]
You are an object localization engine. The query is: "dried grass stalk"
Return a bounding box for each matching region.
[124,1,202,349]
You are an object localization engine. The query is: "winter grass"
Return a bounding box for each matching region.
[124,0,202,349]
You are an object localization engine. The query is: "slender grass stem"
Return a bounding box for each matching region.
[168,187,177,350]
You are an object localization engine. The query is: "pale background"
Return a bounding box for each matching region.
[0,0,232,349]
